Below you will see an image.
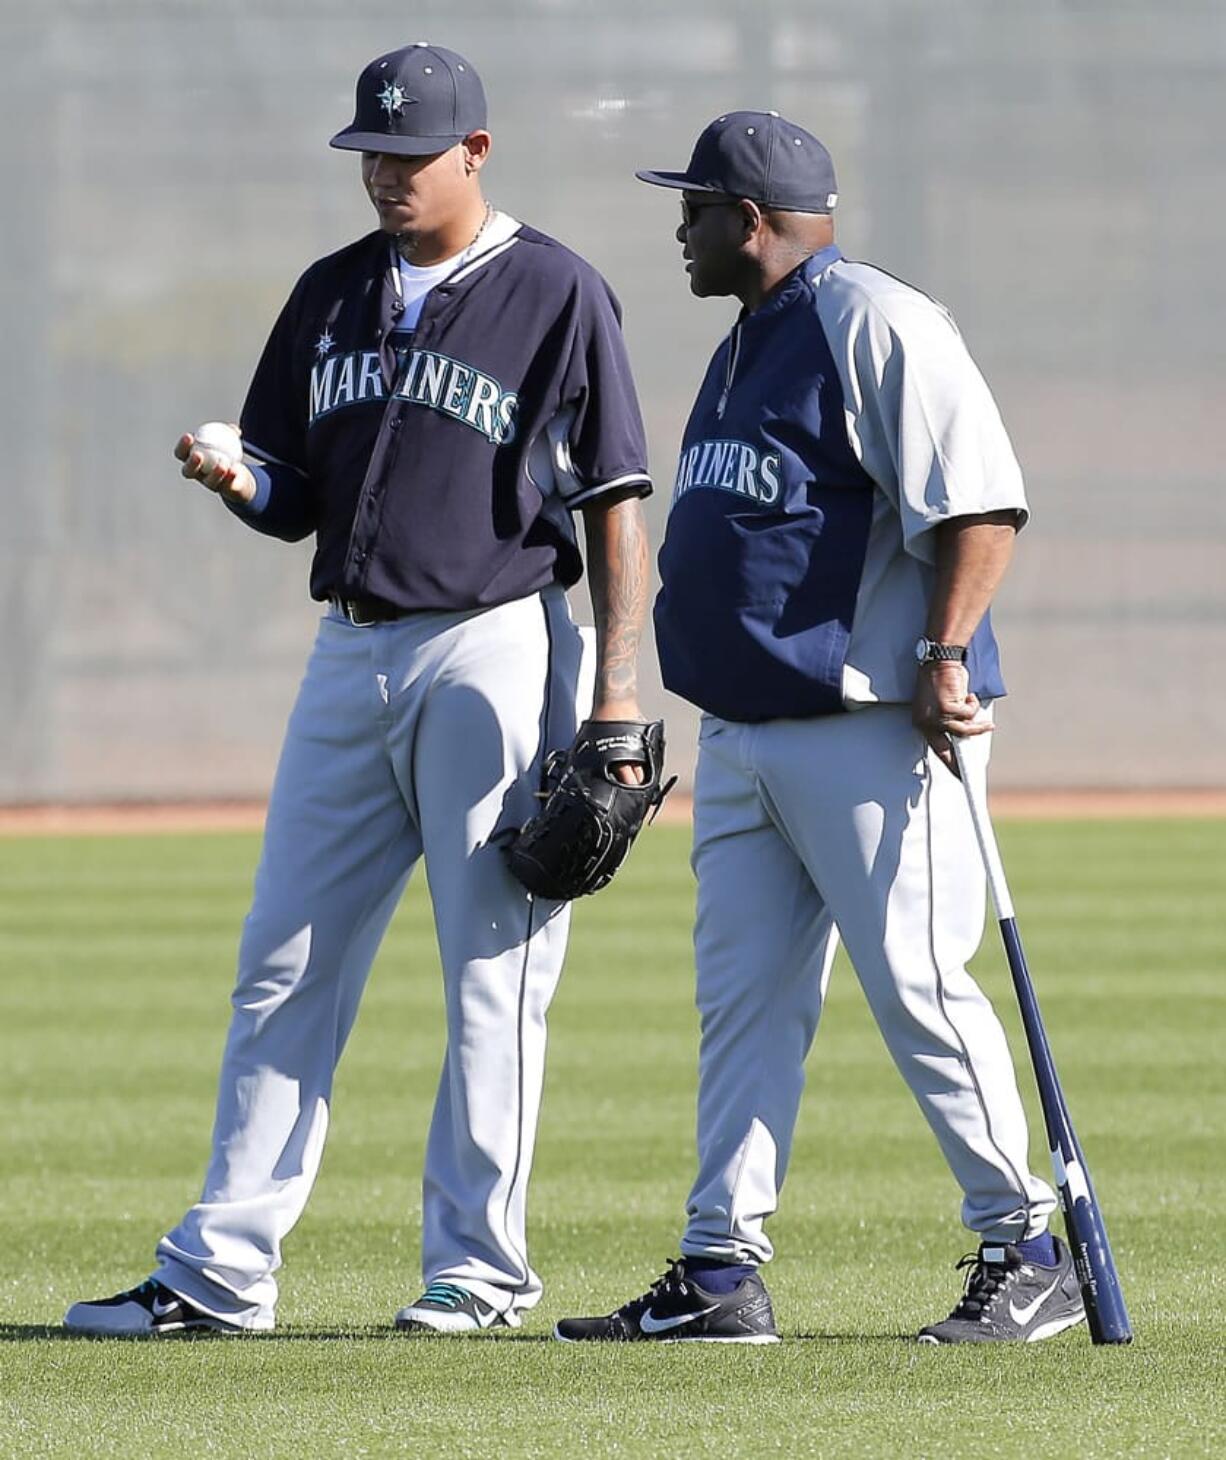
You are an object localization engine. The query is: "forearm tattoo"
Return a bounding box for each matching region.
[588,498,649,707]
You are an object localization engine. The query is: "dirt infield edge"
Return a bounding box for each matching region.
[2,790,1225,837]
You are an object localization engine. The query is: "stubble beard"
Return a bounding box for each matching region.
[394,230,423,263]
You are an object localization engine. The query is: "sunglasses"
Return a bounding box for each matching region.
[680,196,740,228]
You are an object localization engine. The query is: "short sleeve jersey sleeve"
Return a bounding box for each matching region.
[827,274,1028,562]
[239,272,312,476]
[549,271,651,510]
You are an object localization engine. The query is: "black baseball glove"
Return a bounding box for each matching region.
[504,719,676,901]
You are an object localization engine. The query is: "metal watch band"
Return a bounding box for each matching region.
[917,638,968,664]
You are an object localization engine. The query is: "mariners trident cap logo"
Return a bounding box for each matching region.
[637,112,838,214]
[330,43,487,156]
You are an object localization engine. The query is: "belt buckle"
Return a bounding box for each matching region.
[334,595,376,628]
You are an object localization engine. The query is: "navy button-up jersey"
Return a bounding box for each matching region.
[235,216,651,611]
[655,246,1028,723]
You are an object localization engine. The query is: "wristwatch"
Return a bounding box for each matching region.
[915,636,967,664]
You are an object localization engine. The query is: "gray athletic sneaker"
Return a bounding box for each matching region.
[918,1236,1085,1343]
[394,1281,520,1334]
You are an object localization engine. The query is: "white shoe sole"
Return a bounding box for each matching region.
[395,1307,520,1334]
[64,1316,245,1338]
[396,1317,488,1334]
[552,1325,779,1345]
[1025,1308,1086,1343]
[916,1306,1086,1345]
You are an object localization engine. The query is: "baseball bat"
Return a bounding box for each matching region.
[951,738,1133,1345]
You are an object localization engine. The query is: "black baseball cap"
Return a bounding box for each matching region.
[637,111,838,213]
[330,43,487,156]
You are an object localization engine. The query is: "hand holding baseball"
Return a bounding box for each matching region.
[174,421,257,505]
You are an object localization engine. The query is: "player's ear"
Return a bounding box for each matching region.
[738,199,764,239]
[461,130,492,173]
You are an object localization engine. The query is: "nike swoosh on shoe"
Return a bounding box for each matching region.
[639,1304,719,1335]
[1009,1276,1061,1325]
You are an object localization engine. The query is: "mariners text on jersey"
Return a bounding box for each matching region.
[309,346,519,444]
[672,438,782,505]
[309,351,384,421]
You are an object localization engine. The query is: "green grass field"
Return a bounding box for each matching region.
[1,819,1223,1458]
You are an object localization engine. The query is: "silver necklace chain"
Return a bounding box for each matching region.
[464,200,495,259]
[396,200,494,271]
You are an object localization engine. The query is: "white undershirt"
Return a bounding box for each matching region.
[396,253,465,329]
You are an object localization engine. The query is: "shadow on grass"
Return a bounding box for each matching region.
[0,1325,409,1343]
[1,1323,913,1345]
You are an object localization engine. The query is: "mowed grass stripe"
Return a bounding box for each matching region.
[1,820,1223,1458]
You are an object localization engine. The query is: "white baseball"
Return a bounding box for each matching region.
[192,420,243,466]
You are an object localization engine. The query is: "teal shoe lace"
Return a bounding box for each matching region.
[420,1282,472,1309]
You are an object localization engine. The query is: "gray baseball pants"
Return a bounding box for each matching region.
[680,704,1056,1265]
[155,588,588,1327]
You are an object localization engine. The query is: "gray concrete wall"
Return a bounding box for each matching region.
[3,0,1223,797]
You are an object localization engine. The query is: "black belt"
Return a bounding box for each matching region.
[329,593,411,627]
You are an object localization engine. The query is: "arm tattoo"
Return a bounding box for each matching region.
[585,496,650,707]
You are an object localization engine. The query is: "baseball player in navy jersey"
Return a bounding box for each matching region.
[65,43,653,1338]
[556,113,1085,1346]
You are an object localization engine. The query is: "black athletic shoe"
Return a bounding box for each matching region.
[918,1236,1086,1344]
[63,1278,247,1337]
[395,1281,521,1334]
[553,1259,779,1344]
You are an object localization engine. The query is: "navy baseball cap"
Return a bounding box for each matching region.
[330,43,487,156]
[637,111,838,213]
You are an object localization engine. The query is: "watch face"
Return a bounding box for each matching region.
[915,637,965,663]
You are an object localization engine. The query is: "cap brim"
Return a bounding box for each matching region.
[634,169,725,192]
[329,128,465,156]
